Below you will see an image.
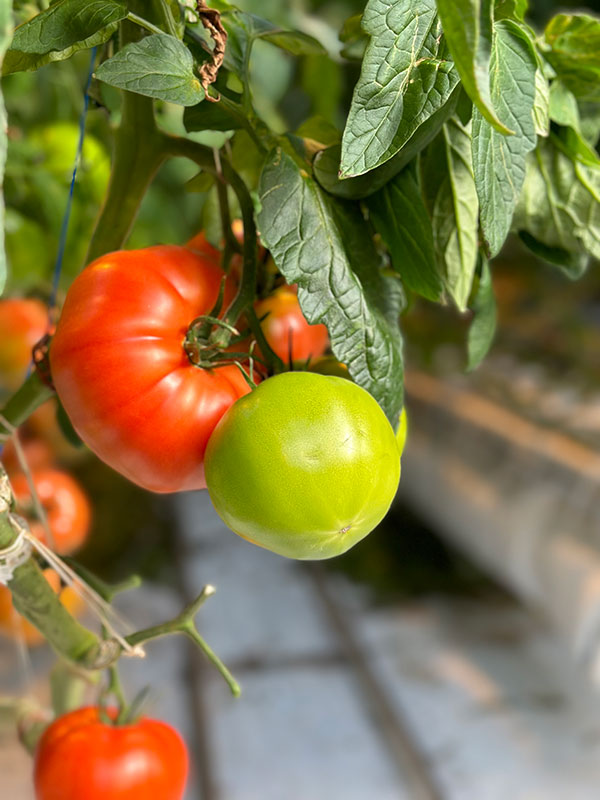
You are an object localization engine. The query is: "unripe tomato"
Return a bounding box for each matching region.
[396,407,408,457]
[205,372,400,559]
[10,469,91,555]
[255,285,329,365]
[0,569,84,647]
[34,706,188,800]
[0,298,49,389]
[50,246,253,493]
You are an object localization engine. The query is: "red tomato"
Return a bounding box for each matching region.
[50,246,253,493]
[0,298,49,389]
[255,285,329,365]
[34,706,189,800]
[10,469,91,555]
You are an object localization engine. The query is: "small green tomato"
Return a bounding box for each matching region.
[205,372,401,560]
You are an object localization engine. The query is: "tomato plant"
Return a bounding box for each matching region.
[0,569,83,647]
[50,246,254,493]
[0,298,49,390]
[34,706,188,800]
[10,469,91,555]
[255,285,329,365]
[205,372,401,559]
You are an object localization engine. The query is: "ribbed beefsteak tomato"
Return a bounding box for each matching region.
[34,707,188,800]
[50,245,252,493]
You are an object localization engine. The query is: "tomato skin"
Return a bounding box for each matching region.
[34,707,189,800]
[50,245,253,493]
[255,286,329,365]
[10,469,91,554]
[0,298,49,389]
[205,372,401,560]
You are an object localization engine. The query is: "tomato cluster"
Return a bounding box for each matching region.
[44,229,402,561]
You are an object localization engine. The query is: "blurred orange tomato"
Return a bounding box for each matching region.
[0,298,49,390]
[10,469,91,555]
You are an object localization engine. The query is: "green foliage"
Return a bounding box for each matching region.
[258,147,404,423]
[340,0,460,177]
[95,34,205,105]
[472,20,537,257]
[0,0,12,296]
[3,0,600,407]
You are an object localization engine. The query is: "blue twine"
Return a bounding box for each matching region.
[49,45,98,312]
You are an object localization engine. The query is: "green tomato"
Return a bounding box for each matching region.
[205,372,401,560]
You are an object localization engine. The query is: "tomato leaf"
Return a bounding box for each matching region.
[315,85,459,199]
[258,148,404,423]
[467,257,496,371]
[95,33,204,106]
[494,0,528,22]
[549,80,581,130]
[367,169,443,302]
[339,0,460,178]
[3,0,126,75]
[544,14,600,102]
[472,20,537,257]
[436,0,512,135]
[533,66,550,137]
[184,94,244,132]
[421,118,479,311]
[339,13,367,61]
[513,134,600,275]
[0,0,12,296]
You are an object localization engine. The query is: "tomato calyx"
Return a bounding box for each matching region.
[183,314,242,368]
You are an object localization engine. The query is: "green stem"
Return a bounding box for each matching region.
[0,372,54,437]
[164,135,258,344]
[86,91,165,262]
[126,12,165,37]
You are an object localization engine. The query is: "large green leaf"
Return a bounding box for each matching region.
[544,14,600,102]
[95,34,204,106]
[367,169,442,302]
[257,148,404,423]
[422,118,479,311]
[472,20,537,257]
[314,85,459,199]
[436,0,511,135]
[513,134,600,274]
[467,257,496,371]
[533,67,550,137]
[339,0,460,178]
[4,0,126,74]
[0,0,12,295]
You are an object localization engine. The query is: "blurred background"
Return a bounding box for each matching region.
[1,0,600,798]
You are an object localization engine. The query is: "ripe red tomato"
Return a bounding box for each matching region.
[10,469,91,554]
[255,285,329,365]
[50,245,253,493]
[34,706,189,800]
[0,298,49,390]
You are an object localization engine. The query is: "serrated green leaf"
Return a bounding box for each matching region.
[513,134,600,273]
[422,118,479,311]
[4,0,125,73]
[494,0,528,22]
[436,0,512,135]
[472,20,537,257]
[315,85,459,199]
[257,147,404,423]
[0,0,12,295]
[544,13,600,102]
[467,257,496,371]
[10,0,125,53]
[95,33,204,106]
[340,0,460,178]
[368,169,442,302]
